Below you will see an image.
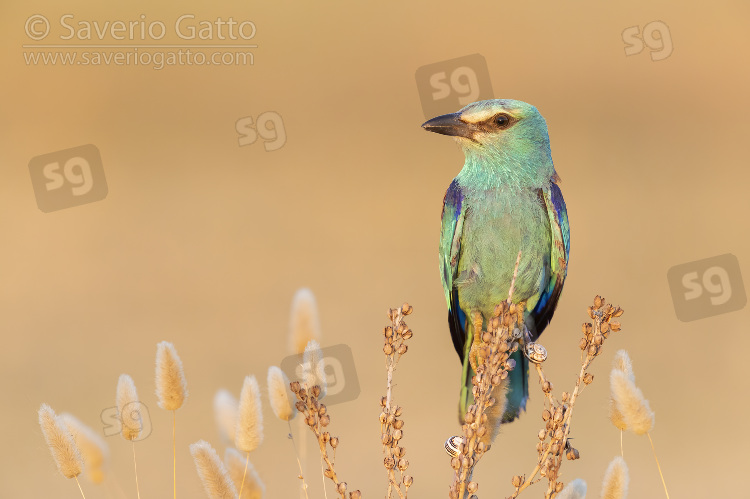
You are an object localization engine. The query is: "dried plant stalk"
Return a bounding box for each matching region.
[508,295,624,498]
[380,302,415,499]
[291,340,360,499]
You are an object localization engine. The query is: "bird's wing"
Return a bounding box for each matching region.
[439,179,468,358]
[530,181,570,339]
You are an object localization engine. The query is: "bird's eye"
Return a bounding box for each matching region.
[495,114,511,128]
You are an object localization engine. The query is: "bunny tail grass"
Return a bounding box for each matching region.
[38,404,83,480]
[601,456,628,499]
[235,376,264,453]
[155,341,187,499]
[288,288,321,355]
[214,389,239,445]
[610,370,654,435]
[225,448,265,499]
[60,413,109,484]
[556,478,587,499]
[267,366,296,422]
[116,374,143,441]
[190,440,237,499]
[155,341,188,411]
[302,340,326,398]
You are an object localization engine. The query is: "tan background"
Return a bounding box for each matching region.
[2,1,749,497]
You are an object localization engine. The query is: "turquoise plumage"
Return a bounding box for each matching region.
[423,99,570,425]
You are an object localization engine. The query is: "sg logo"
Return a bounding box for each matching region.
[28,144,108,213]
[100,401,152,441]
[280,344,360,406]
[622,21,673,62]
[236,111,286,151]
[415,54,494,119]
[667,254,746,322]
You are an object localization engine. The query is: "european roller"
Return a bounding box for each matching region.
[422,99,570,429]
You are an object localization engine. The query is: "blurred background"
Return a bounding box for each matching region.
[2,0,749,497]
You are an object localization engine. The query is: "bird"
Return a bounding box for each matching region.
[422,99,570,432]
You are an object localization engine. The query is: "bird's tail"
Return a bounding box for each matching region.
[458,321,529,425]
[458,320,475,424]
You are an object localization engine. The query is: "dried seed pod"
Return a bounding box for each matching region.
[322,431,331,442]
[318,404,327,416]
[350,491,362,499]
[384,457,395,469]
[506,358,517,370]
[611,321,622,331]
[295,401,306,412]
[380,396,387,407]
[311,385,321,398]
[402,329,413,340]
[393,419,404,429]
[403,475,413,487]
[381,434,391,445]
[467,482,478,493]
[379,412,387,423]
[542,409,551,421]
[384,344,394,355]
[542,381,552,393]
[512,475,523,488]
[587,345,598,356]
[593,333,604,346]
[579,338,588,350]
[445,435,463,458]
[387,414,395,424]
[306,415,316,426]
[561,392,570,403]
[337,482,347,494]
[524,342,548,364]
[324,467,334,478]
[394,406,403,417]
[583,373,594,384]
[600,322,610,334]
[556,482,564,493]
[594,295,602,308]
[393,429,403,441]
[397,344,408,355]
[319,415,330,427]
[450,457,460,470]
[397,458,409,471]
[330,437,339,448]
[538,429,547,440]
[587,306,594,319]
[290,381,301,393]
[401,302,413,315]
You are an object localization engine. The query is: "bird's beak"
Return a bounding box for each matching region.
[421,112,476,141]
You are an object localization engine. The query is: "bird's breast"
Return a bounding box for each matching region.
[456,188,551,315]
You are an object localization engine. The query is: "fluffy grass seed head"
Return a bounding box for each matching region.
[225,447,266,499]
[235,375,264,452]
[38,404,83,479]
[557,478,587,499]
[214,389,239,444]
[190,440,238,499]
[613,350,635,382]
[601,456,629,499]
[267,366,296,421]
[289,288,321,355]
[116,374,143,441]
[302,339,326,398]
[60,413,109,484]
[610,370,655,435]
[155,341,188,411]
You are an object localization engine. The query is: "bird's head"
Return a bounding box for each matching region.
[422,99,555,186]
